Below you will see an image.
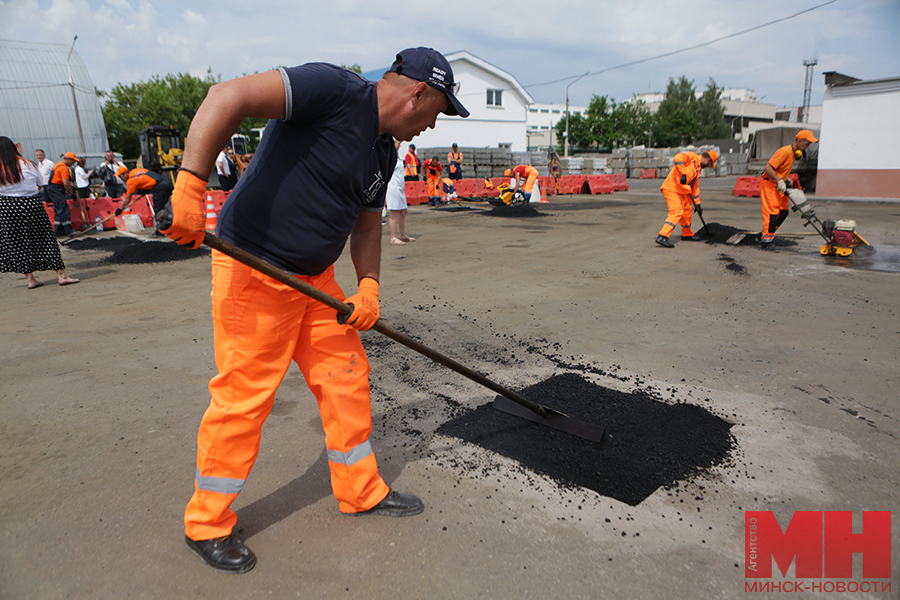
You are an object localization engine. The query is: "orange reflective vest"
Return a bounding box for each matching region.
[404,151,420,178]
[660,151,702,202]
[125,168,158,195]
[447,150,462,164]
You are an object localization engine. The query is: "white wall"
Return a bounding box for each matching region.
[819,80,900,170]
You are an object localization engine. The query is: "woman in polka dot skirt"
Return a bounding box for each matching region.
[0,137,79,289]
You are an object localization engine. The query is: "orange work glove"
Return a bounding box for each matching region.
[159,170,207,249]
[339,277,380,331]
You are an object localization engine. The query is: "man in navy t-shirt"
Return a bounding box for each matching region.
[161,47,468,574]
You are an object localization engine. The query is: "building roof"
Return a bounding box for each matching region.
[0,38,108,161]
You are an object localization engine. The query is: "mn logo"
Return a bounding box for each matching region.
[745,511,891,578]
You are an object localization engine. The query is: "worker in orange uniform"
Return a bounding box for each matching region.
[504,164,540,202]
[404,143,421,181]
[46,152,78,235]
[655,149,718,247]
[423,155,442,205]
[447,142,463,180]
[115,166,175,233]
[158,47,468,574]
[759,130,817,249]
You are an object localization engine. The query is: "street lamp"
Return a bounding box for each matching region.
[564,72,589,158]
[66,35,86,154]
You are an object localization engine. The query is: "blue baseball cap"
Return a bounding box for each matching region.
[388,47,469,118]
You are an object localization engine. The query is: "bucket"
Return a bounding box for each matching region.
[115,213,144,233]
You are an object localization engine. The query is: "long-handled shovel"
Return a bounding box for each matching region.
[60,194,147,245]
[158,205,603,442]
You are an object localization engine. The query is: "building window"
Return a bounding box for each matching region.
[540,108,549,113]
[487,89,503,107]
[529,108,538,113]
[551,109,560,114]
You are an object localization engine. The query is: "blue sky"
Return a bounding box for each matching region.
[2,0,898,109]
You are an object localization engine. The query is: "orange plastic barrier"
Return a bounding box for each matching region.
[609,173,628,191]
[640,169,658,179]
[210,190,228,211]
[404,180,428,205]
[586,175,613,194]
[538,176,558,196]
[557,175,590,195]
[453,179,478,197]
[732,176,761,197]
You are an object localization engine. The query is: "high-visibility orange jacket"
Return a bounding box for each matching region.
[124,168,159,194]
[763,145,795,183]
[50,161,72,185]
[404,151,420,178]
[423,158,442,196]
[511,164,539,192]
[660,151,703,202]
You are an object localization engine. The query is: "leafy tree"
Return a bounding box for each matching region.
[341,64,363,74]
[100,71,219,159]
[695,78,731,140]
[653,76,700,147]
[555,95,653,152]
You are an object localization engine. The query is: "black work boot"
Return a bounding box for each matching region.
[655,235,674,248]
[185,534,257,574]
[346,490,424,517]
[760,239,777,251]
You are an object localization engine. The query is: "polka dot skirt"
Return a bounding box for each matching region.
[0,193,66,274]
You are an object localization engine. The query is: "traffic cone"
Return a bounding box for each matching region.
[205,193,218,230]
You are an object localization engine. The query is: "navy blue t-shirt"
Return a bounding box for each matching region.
[216,63,396,275]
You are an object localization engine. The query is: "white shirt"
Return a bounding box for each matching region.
[0,158,42,197]
[216,151,231,176]
[75,165,90,188]
[103,158,125,185]
[37,158,55,186]
[385,157,407,211]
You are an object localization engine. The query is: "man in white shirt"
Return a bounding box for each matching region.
[215,147,233,191]
[34,149,55,204]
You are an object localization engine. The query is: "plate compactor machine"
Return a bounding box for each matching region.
[787,188,874,257]
[489,182,528,207]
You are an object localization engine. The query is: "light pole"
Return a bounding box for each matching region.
[66,35,86,154]
[564,72,589,157]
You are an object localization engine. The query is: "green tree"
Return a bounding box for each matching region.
[653,76,699,147]
[100,71,220,159]
[695,78,731,140]
[341,64,363,74]
[555,94,653,152]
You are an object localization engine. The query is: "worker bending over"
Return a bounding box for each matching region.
[160,47,468,574]
[116,166,174,233]
[759,130,817,249]
[504,164,539,202]
[423,156,442,205]
[655,149,718,247]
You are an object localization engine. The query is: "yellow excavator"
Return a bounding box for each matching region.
[137,125,183,184]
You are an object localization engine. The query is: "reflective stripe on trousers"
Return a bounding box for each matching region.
[658,189,694,238]
[184,251,389,541]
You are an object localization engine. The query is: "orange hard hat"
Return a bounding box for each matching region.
[504,168,511,177]
[706,149,719,168]
[796,130,818,143]
[116,166,129,177]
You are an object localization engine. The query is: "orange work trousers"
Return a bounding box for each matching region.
[760,179,789,243]
[658,189,695,238]
[184,251,390,541]
[521,171,538,193]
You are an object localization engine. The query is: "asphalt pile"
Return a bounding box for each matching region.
[479,205,548,218]
[696,222,796,248]
[65,237,210,264]
[436,372,735,506]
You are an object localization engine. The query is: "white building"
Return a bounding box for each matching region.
[817,72,900,198]
[365,51,535,151]
[526,102,586,150]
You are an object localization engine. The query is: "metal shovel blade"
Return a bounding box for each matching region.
[492,395,605,443]
[725,231,748,245]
